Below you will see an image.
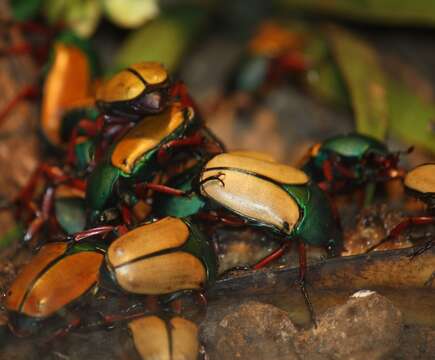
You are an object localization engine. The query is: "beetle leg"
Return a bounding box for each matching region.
[321,159,334,190]
[71,225,115,242]
[66,118,102,165]
[142,183,188,197]
[0,85,38,128]
[252,242,291,270]
[157,132,205,164]
[120,205,134,227]
[297,241,317,327]
[170,81,196,108]
[409,239,434,259]
[23,186,54,243]
[366,216,435,253]
[16,164,85,214]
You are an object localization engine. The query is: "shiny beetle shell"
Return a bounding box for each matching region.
[198,153,342,252]
[96,62,169,116]
[128,316,199,360]
[5,243,103,318]
[103,217,217,295]
[111,102,193,174]
[154,151,277,218]
[404,164,435,195]
[199,153,309,234]
[85,102,195,212]
[42,43,92,146]
[319,133,388,159]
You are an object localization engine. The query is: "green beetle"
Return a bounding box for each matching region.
[126,315,199,360]
[156,152,342,257]
[301,133,404,192]
[85,101,199,220]
[96,62,171,119]
[99,217,218,298]
[4,242,104,336]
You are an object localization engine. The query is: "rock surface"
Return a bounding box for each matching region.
[201,301,300,360]
[202,292,405,360]
[297,290,403,360]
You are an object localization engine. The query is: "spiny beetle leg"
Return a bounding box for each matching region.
[170,81,196,109]
[120,205,134,227]
[143,183,188,197]
[366,216,435,253]
[66,118,103,165]
[23,187,54,243]
[297,241,317,327]
[252,242,291,270]
[409,239,434,259]
[43,317,81,344]
[71,226,115,242]
[157,132,205,164]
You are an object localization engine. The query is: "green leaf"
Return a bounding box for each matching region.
[387,77,435,153]
[103,0,159,29]
[115,7,207,73]
[42,0,102,38]
[305,60,349,108]
[276,0,435,26]
[327,26,388,140]
[11,0,41,21]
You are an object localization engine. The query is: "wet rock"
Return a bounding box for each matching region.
[297,290,403,360]
[202,300,300,360]
[394,325,435,360]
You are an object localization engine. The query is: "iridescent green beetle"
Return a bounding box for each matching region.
[99,217,218,298]
[126,315,199,360]
[301,133,404,192]
[85,102,199,220]
[156,152,342,258]
[155,152,342,322]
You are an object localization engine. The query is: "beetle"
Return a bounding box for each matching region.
[96,62,171,120]
[226,21,307,96]
[0,30,99,148]
[4,242,104,337]
[126,315,199,360]
[156,151,342,255]
[367,163,435,254]
[154,152,343,321]
[85,101,223,224]
[300,133,405,193]
[153,150,276,219]
[99,216,218,300]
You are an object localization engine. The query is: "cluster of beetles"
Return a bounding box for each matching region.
[0,29,434,360]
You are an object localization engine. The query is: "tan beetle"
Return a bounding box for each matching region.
[96,62,171,118]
